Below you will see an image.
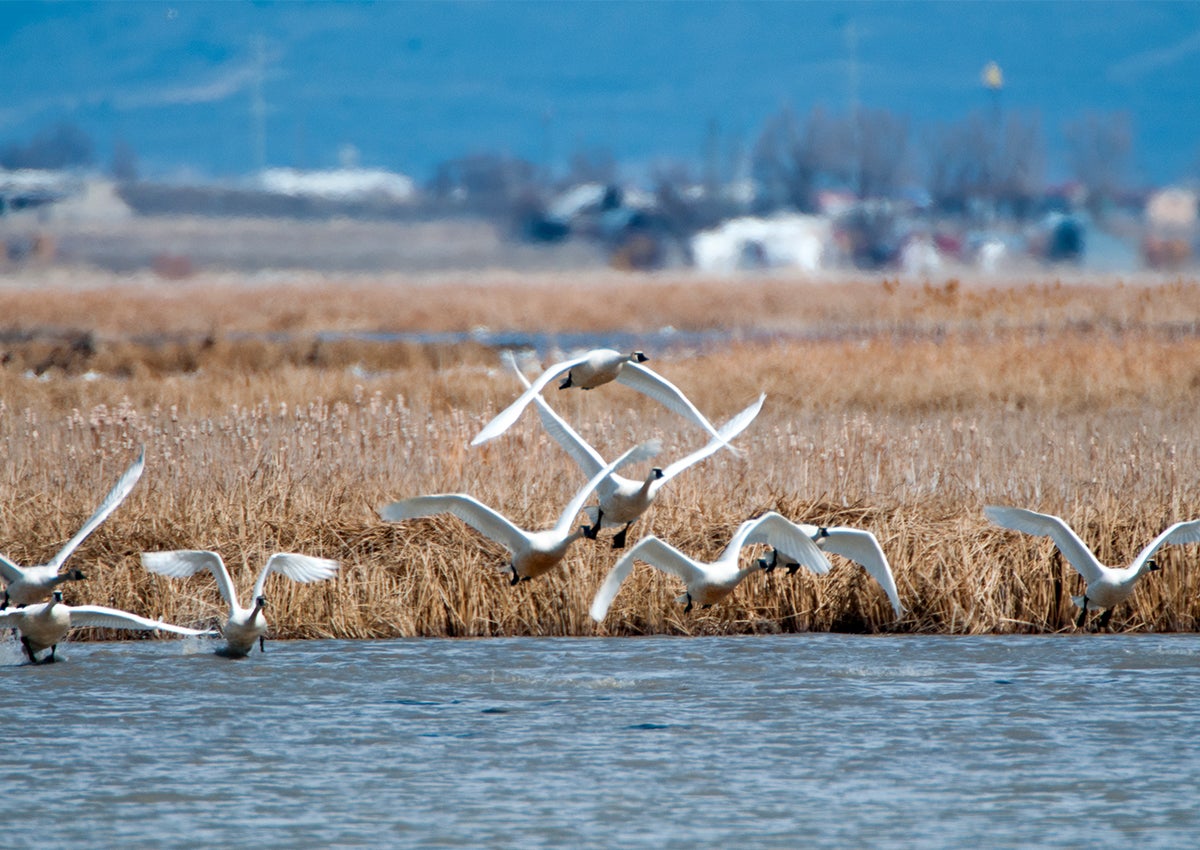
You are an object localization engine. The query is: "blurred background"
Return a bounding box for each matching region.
[2,0,1200,277]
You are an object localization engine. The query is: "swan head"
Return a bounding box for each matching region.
[1146,559,1161,573]
[51,590,64,603]
[630,351,648,363]
[815,526,830,540]
[64,568,86,582]
[651,467,664,480]
[253,595,268,611]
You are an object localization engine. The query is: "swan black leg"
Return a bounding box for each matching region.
[611,524,631,549]
[509,568,520,586]
[584,510,603,540]
[46,644,58,663]
[684,593,693,614]
[20,636,37,664]
[1097,608,1114,629]
[1076,598,1089,628]
[259,636,266,653]
[761,549,779,573]
[559,372,574,389]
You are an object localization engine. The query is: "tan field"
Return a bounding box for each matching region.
[3,269,1200,637]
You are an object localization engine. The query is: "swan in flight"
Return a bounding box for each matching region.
[984,505,1200,628]
[471,348,730,448]
[590,512,832,620]
[0,590,212,664]
[0,446,145,609]
[140,550,339,657]
[509,351,765,548]
[757,524,904,618]
[380,440,660,584]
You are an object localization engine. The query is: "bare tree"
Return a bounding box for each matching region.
[925,109,1043,217]
[1065,110,1132,216]
[1,121,94,170]
[752,105,855,212]
[853,108,910,200]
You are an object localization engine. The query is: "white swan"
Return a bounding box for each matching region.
[509,351,765,548]
[0,590,212,664]
[757,524,904,618]
[471,348,729,448]
[379,440,660,584]
[590,512,832,620]
[140,550,339,657]
[985,505,1200,628]
[0,446,145,608]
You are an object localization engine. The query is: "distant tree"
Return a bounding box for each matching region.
[752,105,850,212]
[925,109,1043,218]
[852,108,910,200]
[0,121,94,170]
[752,104,906,212]
[1064,110,1133,217]
[564,146,617,187]
[427,152,539,215]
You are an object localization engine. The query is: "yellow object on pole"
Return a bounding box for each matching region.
[982,61,1004,90]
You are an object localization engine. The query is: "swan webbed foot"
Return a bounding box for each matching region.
[1,592,8,610]
[1076,598,1089,628]
[683,594,693,614]
[759,548,779,573]
[509,568,521,586]
[1097,608,1114,630]
[611,525,630,549]
[584,510,603,540]
[558,372,573,390]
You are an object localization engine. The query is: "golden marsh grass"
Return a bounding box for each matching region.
[3,271,1200,637]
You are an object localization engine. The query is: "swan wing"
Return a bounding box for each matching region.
[48,446,146,571]
[0,553,25,584]
[252,553,340,600]
[470,354,590,445]
[984,505,1105,584]
[553,439,660,536]
[819,527,904,616]
[379,494,530,554]
[66,604,213,636]
[616,361,728,447]
[733,512,832,575]
[660,393,765,481]
[1131,519,1200,570]
[0,609,25,628]
[505,349,607,478]
[590,536,703,621]
[140,550,241,610]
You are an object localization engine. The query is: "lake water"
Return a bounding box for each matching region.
[3,634,1198,849]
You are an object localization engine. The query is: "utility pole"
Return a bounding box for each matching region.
[845,19,861,198]
[251,36,267,173]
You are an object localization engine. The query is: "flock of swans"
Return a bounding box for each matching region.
[3,346,1197,664]
[0,447,340,663]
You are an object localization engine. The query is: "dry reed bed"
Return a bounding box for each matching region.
[3,324,1200,637]
[4,272,1200,338]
